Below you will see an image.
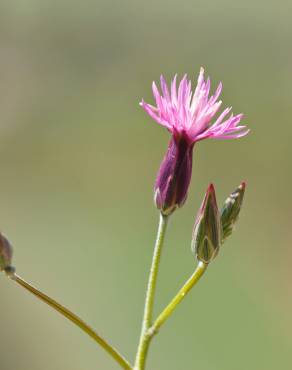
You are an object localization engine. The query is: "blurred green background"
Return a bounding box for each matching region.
[0,1,291,369]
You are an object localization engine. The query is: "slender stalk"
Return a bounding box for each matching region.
[150,261,208,335]
[134,213,168,370]
[7,271,132,370]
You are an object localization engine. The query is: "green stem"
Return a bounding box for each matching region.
[150,261,208,335]
[134,213,168,370]
[7,271,132,370]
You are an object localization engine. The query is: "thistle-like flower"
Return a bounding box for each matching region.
[141,68,249,215]
[191,184,222,264]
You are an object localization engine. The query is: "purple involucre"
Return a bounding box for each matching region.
[154,133,193,215]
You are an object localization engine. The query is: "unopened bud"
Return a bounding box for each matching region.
[0,232,13,271]
[191,184,221,264]
[221,182,246,242]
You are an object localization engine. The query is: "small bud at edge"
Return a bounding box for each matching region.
[0,232,13,271]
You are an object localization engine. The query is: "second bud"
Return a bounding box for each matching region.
[191,184,222,264]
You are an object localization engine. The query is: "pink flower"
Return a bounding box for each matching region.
[140,67,249,142]
[140,68,249,216]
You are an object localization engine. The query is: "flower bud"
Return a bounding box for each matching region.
[154,132,194,216]
[191,184,221,264]
[0,232,13,271]
[221,182,246,242]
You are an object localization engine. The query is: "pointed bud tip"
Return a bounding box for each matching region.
[205,183,218,208]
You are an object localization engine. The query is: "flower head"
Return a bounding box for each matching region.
[140,68,249,143]
[141,68,249,215]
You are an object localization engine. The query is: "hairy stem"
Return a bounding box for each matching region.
[134,213,168,370]
[7,271,132,370]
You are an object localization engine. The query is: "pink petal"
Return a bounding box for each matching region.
[152,82,163,111]
[208,82,222,105]
[160,75,171,103]
[171,74,178,106]
[214,129,250,139]
[140,100,172,130]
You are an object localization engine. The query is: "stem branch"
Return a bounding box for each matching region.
[150,261,208,335]
[7,271,132,370]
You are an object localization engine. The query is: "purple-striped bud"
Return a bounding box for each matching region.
[154,132,194,215]
[0,232,13,271]
[191,184,222,264]
[221,182,246,242]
